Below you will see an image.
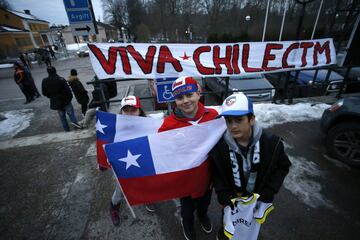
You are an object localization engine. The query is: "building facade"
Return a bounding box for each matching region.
[0,8,51,59]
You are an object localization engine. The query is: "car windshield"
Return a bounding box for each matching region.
[78,45,88,51]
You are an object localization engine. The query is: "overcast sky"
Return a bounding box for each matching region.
[10,0,104,25]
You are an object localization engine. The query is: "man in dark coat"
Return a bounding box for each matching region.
[42,66,82,131]
[209,92,291,240]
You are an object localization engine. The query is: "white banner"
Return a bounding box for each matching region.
[88,38,336,80]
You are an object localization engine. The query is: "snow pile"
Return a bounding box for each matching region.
[254,102,330,128]
[0,63,13,69]
[209,102,330,128]
[0,109,34,141]
[284,154,333,209]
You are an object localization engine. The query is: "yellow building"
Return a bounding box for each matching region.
[0,8,50,59]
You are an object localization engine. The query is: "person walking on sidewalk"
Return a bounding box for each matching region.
[109,95,149,226]
[158,76,218,240]
[209,92,291,240]
[13,62,34,104]
[67,69,89,116]
[42,66,82,132]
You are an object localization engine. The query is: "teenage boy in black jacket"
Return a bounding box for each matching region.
[209,92,291,239]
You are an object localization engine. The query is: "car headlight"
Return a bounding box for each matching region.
[329,99,344,112]
[76,51,80,54]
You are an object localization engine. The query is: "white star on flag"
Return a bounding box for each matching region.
[119,150,141,169]
[96,120,107,134]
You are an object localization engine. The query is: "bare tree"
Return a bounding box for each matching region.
[0,0,11,9]
[102,0,128,27]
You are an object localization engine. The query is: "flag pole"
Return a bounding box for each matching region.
[311,0,324,40]
[111,168,137,219]
[262,0,271,41]
[279,0,288,41]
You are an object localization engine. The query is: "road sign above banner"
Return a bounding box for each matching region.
[63,0,98,36]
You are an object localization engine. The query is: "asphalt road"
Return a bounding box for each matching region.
[0,56,359,240]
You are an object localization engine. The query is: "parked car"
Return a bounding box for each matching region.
[290,69,346,97]
[77,45,89,57]
[335,67,360,93]
[320,96,360,167]
[204,74,275,102]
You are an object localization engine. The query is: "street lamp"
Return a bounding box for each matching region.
[245,15,251,40]
[121,27,127,43]
[185,24,192,43]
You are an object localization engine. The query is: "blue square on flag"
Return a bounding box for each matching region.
[96,111,116,142]
[105,136,156,179]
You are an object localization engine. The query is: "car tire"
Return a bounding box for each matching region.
[326,121,360,167]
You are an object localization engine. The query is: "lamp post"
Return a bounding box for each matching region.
[121,27,127,43]
[245,15,251,40]
[185,24,192,43]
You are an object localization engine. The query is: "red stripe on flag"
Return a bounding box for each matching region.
[118,160,211,205]
[96,139,111,169]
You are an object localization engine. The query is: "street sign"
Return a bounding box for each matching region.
[63,0,98,36]
[155,78,176,103]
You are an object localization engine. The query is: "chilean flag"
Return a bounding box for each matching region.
[104,118,226,205]
[95,111,163,169]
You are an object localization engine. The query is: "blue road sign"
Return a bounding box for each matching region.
[63,0,89,9]
[155,78,176,103]
[67,10,92,23]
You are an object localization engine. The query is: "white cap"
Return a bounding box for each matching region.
[220,92,254,117]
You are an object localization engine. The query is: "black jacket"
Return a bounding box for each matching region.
[209,128,291,203]
[68,76,89,105]
[42,74,73,110]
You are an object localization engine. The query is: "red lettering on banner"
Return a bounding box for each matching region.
[127,45,156,74]
[262,43,283,71]
[313,41,331,66]
[282,42,299,68]
[157,46,183,73]
[118,47,131,74]
[242,44,262,73]
[300,42,314,67]
[88,44,118,74]
[232,44,240,74]
[213,45,233,74]
[193,46,214,75]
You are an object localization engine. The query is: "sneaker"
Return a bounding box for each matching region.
[110,202,120,226]
[145,204,156,212]
[70,122,83,129]
[181,219,196,240]
[198,215,212,233]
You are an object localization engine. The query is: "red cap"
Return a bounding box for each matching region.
[171,76,198,98]
[120,96,141,109]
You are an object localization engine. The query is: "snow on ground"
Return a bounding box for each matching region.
[0,103,330,141]
[0,63,13,69]
[0,109,34,141]
[284,153,334,209]
[210,102,330,128]
[254,102,330,128]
